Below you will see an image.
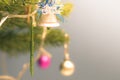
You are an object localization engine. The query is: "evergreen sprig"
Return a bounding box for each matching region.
[0,26,67,55]
[0,0,72,55]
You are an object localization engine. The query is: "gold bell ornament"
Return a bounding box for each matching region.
[60,34,75,76]
[38,13,60,27]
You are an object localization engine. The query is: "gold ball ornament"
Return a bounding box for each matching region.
[60,60,75,76]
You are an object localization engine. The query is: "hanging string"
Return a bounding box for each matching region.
[39,27,47,53]
[64,33,70,60]
[39,26,52,57]
[26,5,32,23]
[41,27,47,47]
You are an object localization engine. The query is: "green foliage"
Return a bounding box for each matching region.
[0,26,67,55]
[0,0,72,76]
[0,0,25,14]
[0,0,71,55]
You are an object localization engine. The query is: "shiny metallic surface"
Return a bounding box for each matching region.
[60,60,75,76]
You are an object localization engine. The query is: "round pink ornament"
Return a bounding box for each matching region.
[38,55,51,69]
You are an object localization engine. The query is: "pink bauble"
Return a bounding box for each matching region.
[38,55,51,69]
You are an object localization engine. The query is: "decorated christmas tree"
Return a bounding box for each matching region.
[0,0,75,80]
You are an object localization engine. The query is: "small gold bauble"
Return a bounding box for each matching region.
[60,60,75,76]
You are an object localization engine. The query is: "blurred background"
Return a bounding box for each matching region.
[0,0,120,80]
